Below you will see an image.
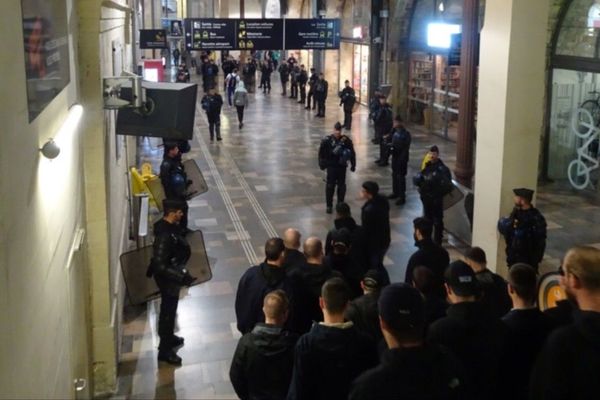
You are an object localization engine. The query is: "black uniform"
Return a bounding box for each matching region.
[530,311,600,400]
[314,78,328,117]
[475,269,512,320]
[389,126,411,202]
[339,87,356,130]
[306,72,318,109]
[159,155,190,231]
[230,323,299,400]
[201,93,224,141]
[289,66,300,99]
[497,207,547,271]
[404,238,450,299]
[372,104,393,162]
[349,345,468,400]
[243,61,257,93]
[278,63,290,95]
[147,219,193,353]
[318,134,356,209]
[298,69,308,104]
[260,63,272,93]
[413,159,453,245]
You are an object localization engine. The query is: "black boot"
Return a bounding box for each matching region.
[158,350,182,365]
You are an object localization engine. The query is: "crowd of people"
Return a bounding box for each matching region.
[149,50,600,399]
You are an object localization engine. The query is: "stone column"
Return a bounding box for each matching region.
[454,0,478,188]
[472,0,549,275]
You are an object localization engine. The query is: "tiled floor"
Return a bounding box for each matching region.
[113,72,600,399]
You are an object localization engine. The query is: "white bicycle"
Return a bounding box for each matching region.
[568,107,600,190]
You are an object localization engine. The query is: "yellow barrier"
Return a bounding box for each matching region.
[130,165,160,209]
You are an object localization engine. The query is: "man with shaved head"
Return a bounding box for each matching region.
[283,228,306,274]
[290,237,342,333]
[230,290,299,400]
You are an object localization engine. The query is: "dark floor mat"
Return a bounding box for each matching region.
[120,230,212,305]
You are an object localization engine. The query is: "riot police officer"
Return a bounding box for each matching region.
[147,202,197,365]
[413,145,453,245]
[498,188,547,271]
[319,122,357,214]
[160,143,191,233]
[306,67,318,110]
[314,73,329,117]
[298,64,308,104]
[339,80,356,130]
[388,116,411,205]
[373,97,393,165]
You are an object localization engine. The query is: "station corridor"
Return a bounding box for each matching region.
[111,76,600,399]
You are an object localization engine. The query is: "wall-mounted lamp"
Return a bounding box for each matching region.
[40,139,61,159]
[39,104,83,160]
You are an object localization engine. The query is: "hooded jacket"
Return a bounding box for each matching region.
[530,310,600,400]
[325,217,368,268]
[287,323,377,400]
[404,238,449,298]
[230,323,299,400]
[361,195,391,255]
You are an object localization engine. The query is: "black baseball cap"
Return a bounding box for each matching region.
[331,227,351,247]
[363,269,382,290]
[378,283,425,331]
[513,188,534,202]
[445,260,480,297]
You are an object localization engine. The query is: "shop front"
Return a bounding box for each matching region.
[339,33,370,105]
[546,0,600,193]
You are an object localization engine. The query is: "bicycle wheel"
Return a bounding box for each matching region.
[567,159,590,190]
[572,102,597,139]
[583,99,600,125]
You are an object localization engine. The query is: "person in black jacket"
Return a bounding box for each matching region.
[501,264,553,400]
[259,60,272,94]
[289,65,300,99]
[289,237,342,333]
[147,203,197,365]
[387,116,411,205]
[323,228,363,299]
[345,269,384,342]
[413,145,453,245]
[464,246,512,319]
[318,122,356,214]
[428,261,509,400]
[282,228,306,275]
[200,87,224,142]
[287,278,377,400]
[338,80,356,130]
[411,266,448,326]
[530,246,600,400]
[373,97,393,166]
[404,217,448,299]
[497,187,547,272]
[305,68,318,110]
[324,203,368,269]
[297,65,308,104]
[235,238,297,334]
[349,284,467,400]
[278,62,290,96]
[230,290,299,400]
[159,143,191,233]
[314,73,328,117]
[360,181,391,270]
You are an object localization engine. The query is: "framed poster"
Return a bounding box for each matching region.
[21,0,71,122]
[139,29,168,49]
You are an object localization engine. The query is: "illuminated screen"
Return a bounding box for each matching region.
[427,23,461,49]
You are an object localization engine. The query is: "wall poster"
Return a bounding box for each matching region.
[21,0,71,122]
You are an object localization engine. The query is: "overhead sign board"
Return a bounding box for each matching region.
[284,19,340,50]
[184,18,340,50]
[236,19,283,50]
[185,19,236,50]
[139,29,168,49]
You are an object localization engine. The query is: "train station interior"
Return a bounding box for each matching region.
[1,0,600,399]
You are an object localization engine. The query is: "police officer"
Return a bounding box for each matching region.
[306,67,318,110]
[289,65,300,99]
[200,87,224,141]
[147,202,197,365]
[387,116,411,205]
[339,80,356,130]
[413,145,453,245]
[298,64,308,104]
[319,122,357,214]
[160,143,191,233]
[373,97,393,165]
[498,188,547,271]
[314,73,329,117]
[278,62,290,96]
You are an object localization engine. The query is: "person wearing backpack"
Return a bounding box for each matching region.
[233,81,249,129]
[201,87,224,142]
[318,122,357,214]
[225,68,240,106]
[314,73,329,117]
[339,80,356,130]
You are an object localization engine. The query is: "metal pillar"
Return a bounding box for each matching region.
[454,0,478,188]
